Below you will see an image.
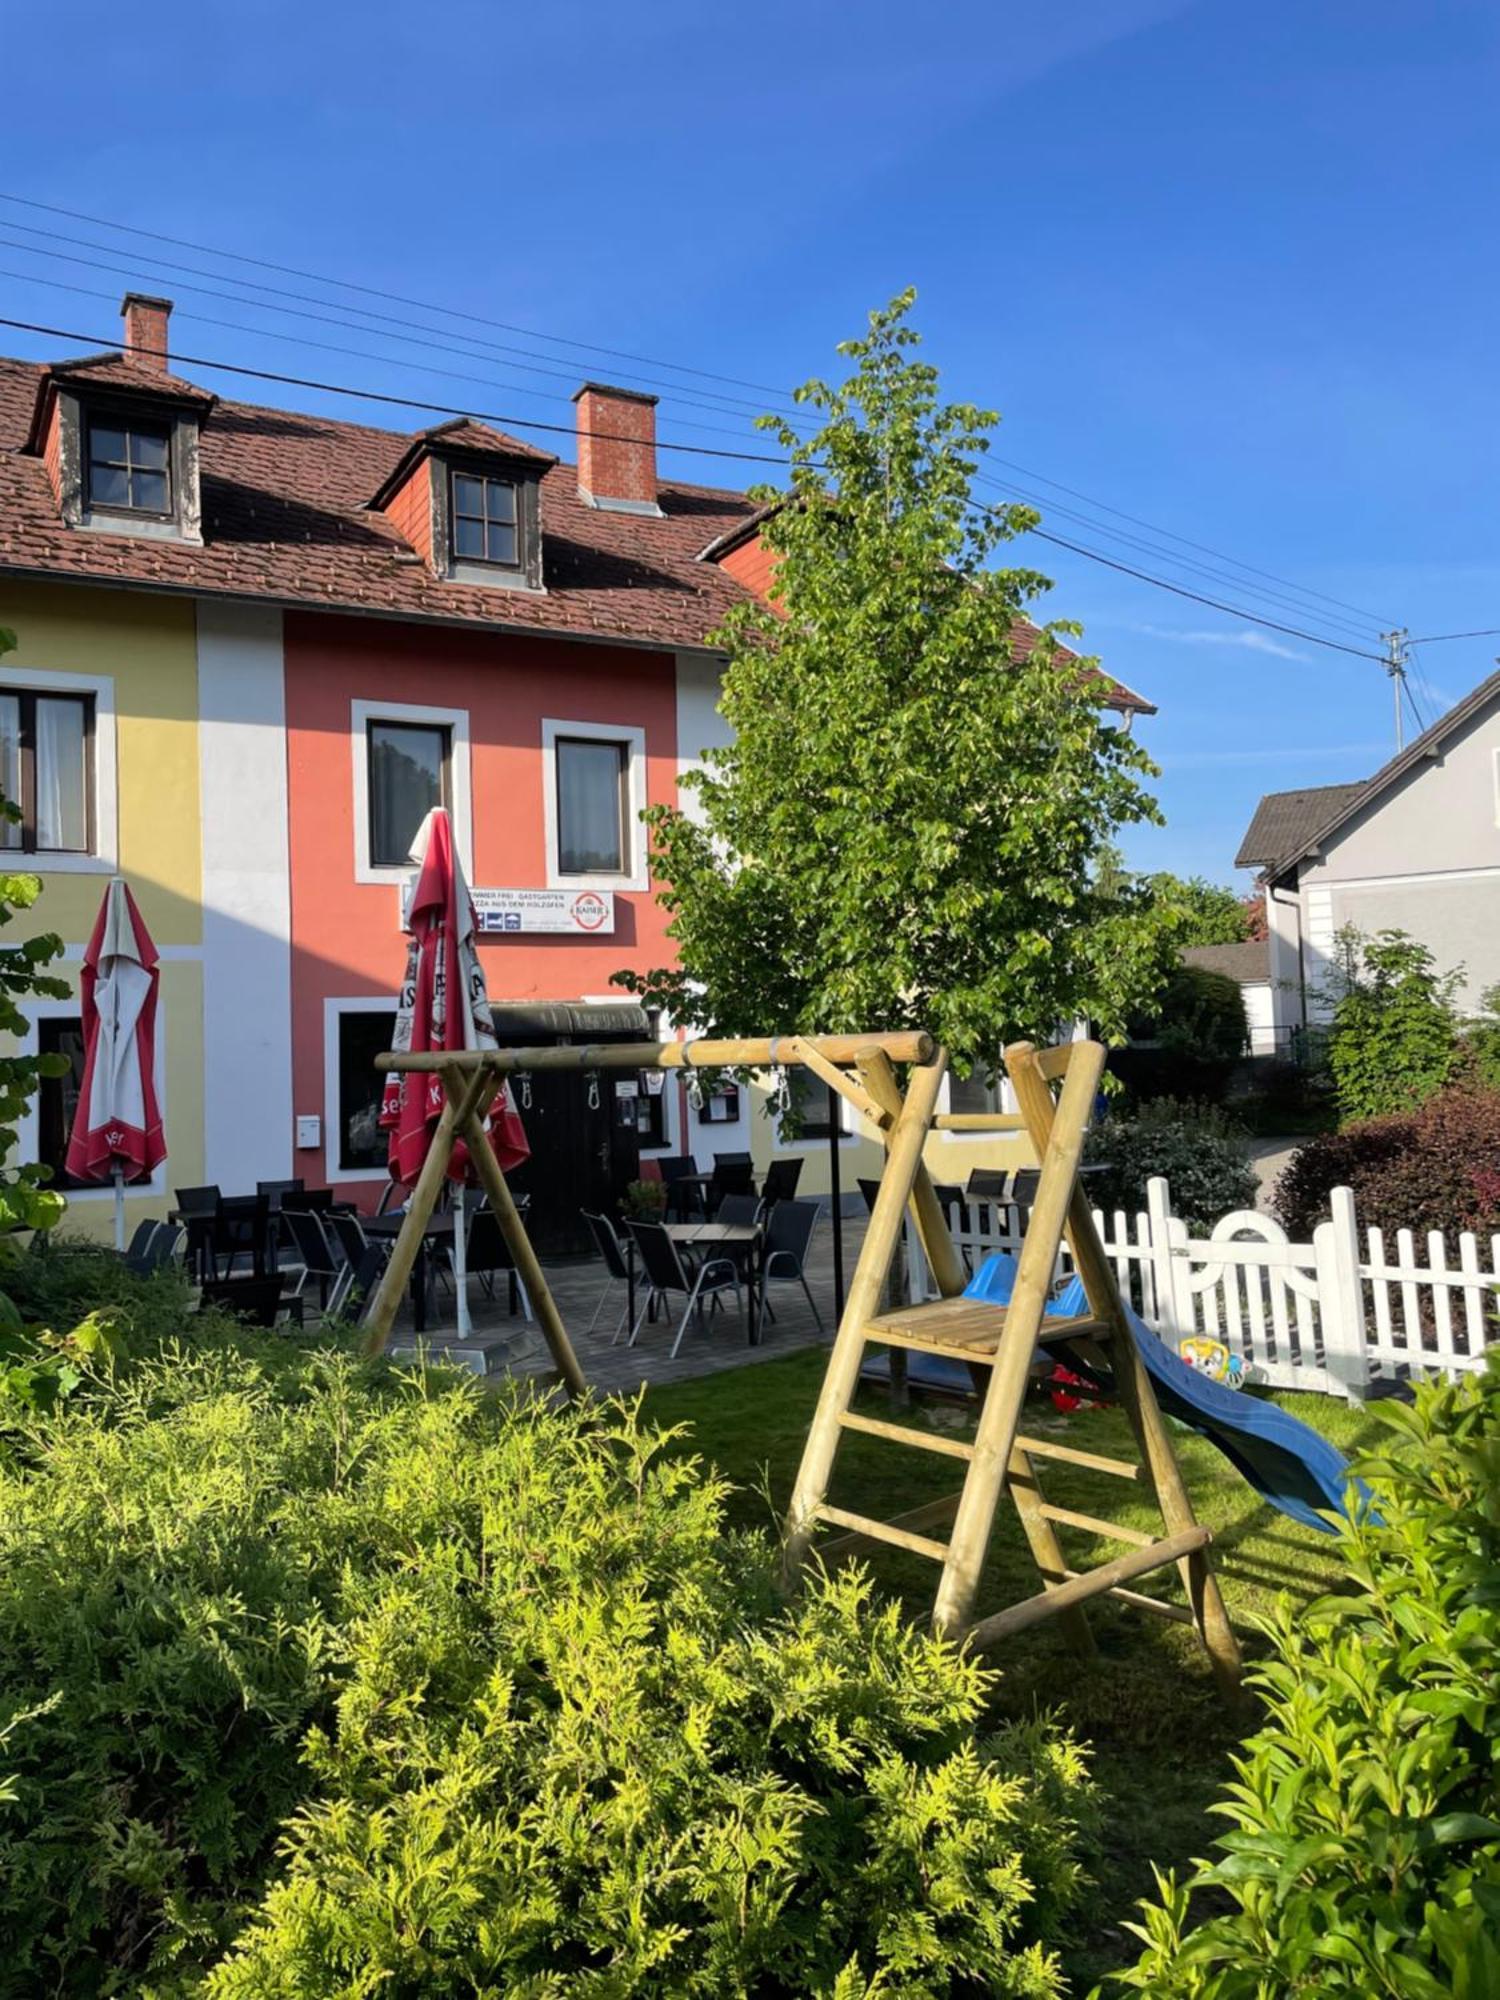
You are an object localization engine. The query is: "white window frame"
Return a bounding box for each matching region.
[323,995,401,1186]
[351,697,472,886]
[773,1071,860,1153]
[0,662,117,873]
[939,1069,1024,1145]
[542,717,647,892]
[16,993,168,1199]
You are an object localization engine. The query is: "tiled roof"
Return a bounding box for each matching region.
[1235,782,1367,870]
[0,347,1156,704]
[1183,940,1269,985]
[1245,670,1500,881]
[0,354,757,653]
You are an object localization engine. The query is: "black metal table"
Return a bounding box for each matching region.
[364,1211,455,1333]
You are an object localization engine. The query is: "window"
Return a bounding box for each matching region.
[782,1067,834,1140]
[36,1016,86,1187]
[949,1069,1002,1117]
[696,1079,741,1126]
[367,719,449,869]
[0,689,93,852]
[451,471,518,566]
[336,1009,397,1173]
[86,417,171,515]
[555,735,627,875]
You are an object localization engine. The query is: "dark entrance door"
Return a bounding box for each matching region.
[490,1003,646,1257]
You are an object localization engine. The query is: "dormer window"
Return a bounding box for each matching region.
[451,471,518,568]
[86,417,172,517]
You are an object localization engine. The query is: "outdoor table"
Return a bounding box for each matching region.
[364,1211,455,1334]
[665,1219,765,1344]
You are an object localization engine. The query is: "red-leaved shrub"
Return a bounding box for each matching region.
[1275,1082,1500,1242]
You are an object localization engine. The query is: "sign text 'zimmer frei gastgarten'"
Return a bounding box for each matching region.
[401,881,616,937]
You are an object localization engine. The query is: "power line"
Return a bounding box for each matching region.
[976,454,1398,631]
[0,227,783,426]
[1408,627,1500,644]
[976,470,1385,648]
[0,313,797,467]
[0,189,802,405]
[1011,521,1389,664]
[0,260,784,451]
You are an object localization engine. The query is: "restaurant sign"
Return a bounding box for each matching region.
[471,887,615,936]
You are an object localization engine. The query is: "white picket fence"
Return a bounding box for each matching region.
[904,1175,1500,1400]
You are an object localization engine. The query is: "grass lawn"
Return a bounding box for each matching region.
[643,1352,1381,1993]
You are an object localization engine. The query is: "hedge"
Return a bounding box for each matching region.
[1275,1080,1500,1242]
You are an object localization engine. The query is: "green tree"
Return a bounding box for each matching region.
[1327,926,1460,1121]
[617,294,1169,1068]
[1146,872,1251,948]
[0,627,70,1280]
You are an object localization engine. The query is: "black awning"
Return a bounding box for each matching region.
[488,1001,653,1045]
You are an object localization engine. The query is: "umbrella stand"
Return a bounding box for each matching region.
[113,1167,126,1253]
[452,1182,471,1340]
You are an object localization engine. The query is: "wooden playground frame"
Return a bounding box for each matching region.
[363,1030,1240,1685]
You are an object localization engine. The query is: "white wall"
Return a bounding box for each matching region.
[196,601,294,1185]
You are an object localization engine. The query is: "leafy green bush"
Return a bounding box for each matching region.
[1112,965,1250,1104]
[1085,1097,1257,1232]
[1274,1080,1500,1242]
[1112,1354,1500,1998]
[1328,928,1460,1122]
[0,1336,1094,1997]
[1465,983,1500,1093]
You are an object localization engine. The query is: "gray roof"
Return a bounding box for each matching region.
[1183,940,1270,986]
[1235,783,1366,870]
[1242,669,1500,881]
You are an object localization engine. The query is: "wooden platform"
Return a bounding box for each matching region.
[864,1295,1109,1358]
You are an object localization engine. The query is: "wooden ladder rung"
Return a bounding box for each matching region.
[816,1502,951,1563]
[1037,1502,1155,1547]
[838,1410,975,1460]
[1063,1571,1195,1626]
[1014,1434,1143,1480]
[963,1525,1212,1647]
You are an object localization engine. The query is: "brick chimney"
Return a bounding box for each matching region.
[572,382,661,514]
[121,292,173,372]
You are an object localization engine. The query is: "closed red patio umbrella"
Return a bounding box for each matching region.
[379,808,527,1334]
[65,877,166,1249]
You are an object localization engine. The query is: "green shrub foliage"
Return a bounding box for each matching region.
[1112,965,1249,1104]
[0,1333,1093,1996]
[1085,1097,1256,1232]
[1328,928,1460,1122]
[1113,1355,1500,1998]
[1275,1079,1500,1242]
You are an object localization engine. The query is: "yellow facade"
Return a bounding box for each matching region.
[0,581,203,1237]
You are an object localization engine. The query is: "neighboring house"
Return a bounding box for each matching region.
[0,293,1155,1240]
[1237,672,1500,1047]
[1182,940,1276,1056]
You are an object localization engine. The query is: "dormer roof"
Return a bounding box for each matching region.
[24,350,216,453]
[368,416,556,510]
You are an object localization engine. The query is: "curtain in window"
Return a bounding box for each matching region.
[557,739,624,872]
[0,697,20,849]
[35,698,87,850]
[370,725,444,868]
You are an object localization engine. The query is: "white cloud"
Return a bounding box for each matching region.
[1139,624,1309,662]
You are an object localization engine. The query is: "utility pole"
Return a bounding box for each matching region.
[1382,628,1410,750]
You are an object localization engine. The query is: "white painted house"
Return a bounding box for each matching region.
[1237,670,1500,1042]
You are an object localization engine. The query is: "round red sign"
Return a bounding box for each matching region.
[570,891,609,931]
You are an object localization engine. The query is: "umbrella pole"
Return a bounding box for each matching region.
[113,1167,125,1253]
[453,1182,471,1339]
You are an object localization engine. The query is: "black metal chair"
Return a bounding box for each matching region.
[122,1219,160,1275]
[759,1198,823,1331]
[257,1178,305,1210]
[464,1209,530,1319]
[149,1222,184,1272]
[713,1150,753,1168]
[281,1207,344,1311]
[216,1195,271,1280]
[175,1185,221,1281]
[708,1159,755,1213]
[581,1209,632,1341]
[760,1158,804,1208]
[657,1155,704,1223]
[626,1220,741,1358]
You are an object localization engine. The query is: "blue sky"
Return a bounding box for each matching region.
[4,0,1497,882]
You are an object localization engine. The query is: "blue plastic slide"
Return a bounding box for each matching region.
[860,1253,1358,1533]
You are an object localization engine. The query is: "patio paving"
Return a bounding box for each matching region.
[383,1209,868,1396]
